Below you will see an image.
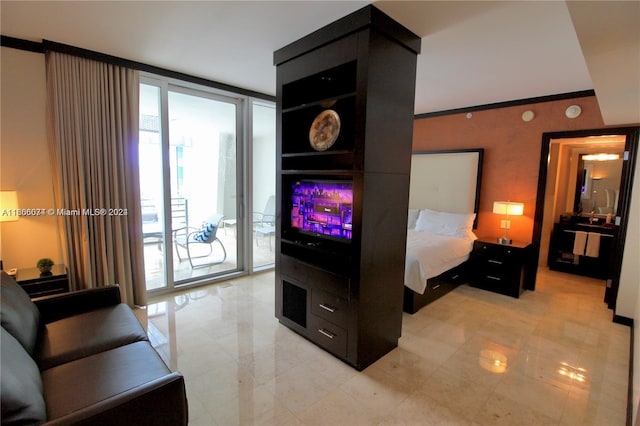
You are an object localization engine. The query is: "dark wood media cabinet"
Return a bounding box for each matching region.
[273,5,420,370]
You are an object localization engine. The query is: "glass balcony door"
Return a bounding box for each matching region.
[251,102,276,270]
[139,79,241,291]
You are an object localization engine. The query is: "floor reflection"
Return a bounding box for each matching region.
[137,268,629,425]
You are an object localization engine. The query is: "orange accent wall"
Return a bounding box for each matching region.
[412,96,606,243]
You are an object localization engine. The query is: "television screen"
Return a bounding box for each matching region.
[291,180,353,241]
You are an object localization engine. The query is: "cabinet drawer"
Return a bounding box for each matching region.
[311,289,348,327]
[477,260,520,280]
[473,241,522,262]
[280,254,349,298]
[19,278,69,298]
[309,314,347,357]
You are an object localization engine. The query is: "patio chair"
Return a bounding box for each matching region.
[142,197,189,246]
[253,195,276,228]
[174,213,227,268]
[253,195,276,250]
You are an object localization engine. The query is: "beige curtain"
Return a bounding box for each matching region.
[46,51,146,306]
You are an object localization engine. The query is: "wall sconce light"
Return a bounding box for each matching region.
[0,191,19,223]
[493,200,524,245]
[565,105,582,119]
[521,110,535,122]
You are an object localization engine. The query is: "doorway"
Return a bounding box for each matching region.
[533,127,639,311]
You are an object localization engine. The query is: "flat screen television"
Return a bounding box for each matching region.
[290,179,353,241]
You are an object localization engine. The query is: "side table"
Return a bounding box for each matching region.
[469,238,532,298]
[15,264,69,298]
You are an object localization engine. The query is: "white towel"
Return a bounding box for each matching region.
[586,232,601,257]
[573,231,587,255]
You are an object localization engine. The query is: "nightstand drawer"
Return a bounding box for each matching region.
[15,265,69,299]
[476,259,521,280]
[311,288,348,327]
[473,241,523,262]
[19,278,69,298]
[309,314,347,357]
[470,239,530,298]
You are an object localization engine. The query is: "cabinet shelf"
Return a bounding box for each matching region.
[282,149,352,158]
[282,96,356,155]
[280,239,352,277]
[281,151,355,172]
[282,61,357,110]
[282,92,357,114]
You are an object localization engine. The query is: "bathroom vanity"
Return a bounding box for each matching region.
[547,217,617,280]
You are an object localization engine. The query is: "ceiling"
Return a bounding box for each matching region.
[2,1,638,125]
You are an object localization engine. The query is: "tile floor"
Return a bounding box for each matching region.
[138,268,630,425]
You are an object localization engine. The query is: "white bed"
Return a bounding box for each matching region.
[403,149,483,313]
[404,230,475,294]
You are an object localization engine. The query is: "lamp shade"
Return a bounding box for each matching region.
[493,201,524,216]
[0,191,19,222]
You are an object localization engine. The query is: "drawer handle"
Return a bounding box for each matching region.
[318,328,335,339]
[451,274,459,280]
[488,259,503,265]
[432,284,441,290]
[319,303,336,313]
[487,275,502,281]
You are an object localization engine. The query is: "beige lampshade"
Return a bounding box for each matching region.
[492,201,524,216]
[0,191,19,222]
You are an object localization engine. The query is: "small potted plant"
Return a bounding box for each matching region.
[37,258,54,275]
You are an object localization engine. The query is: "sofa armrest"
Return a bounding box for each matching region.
[43,372,188,426]
[33,285,122,324]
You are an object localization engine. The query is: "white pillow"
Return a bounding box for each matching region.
[415,208,476,239]
[407,209,419,230]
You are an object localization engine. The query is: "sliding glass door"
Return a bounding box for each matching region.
[139,79,241,291]
[251,102,276,270]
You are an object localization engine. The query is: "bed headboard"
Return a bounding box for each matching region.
[409,148,484,226]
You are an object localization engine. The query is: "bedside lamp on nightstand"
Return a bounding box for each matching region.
[493,201,524,245]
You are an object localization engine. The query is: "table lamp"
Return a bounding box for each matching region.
[493,201,524,245]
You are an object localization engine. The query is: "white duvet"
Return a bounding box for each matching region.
[404,230,475,294]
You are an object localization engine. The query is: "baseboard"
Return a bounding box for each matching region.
[614,315,634,327]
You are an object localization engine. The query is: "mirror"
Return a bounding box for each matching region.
[573,151,624,215]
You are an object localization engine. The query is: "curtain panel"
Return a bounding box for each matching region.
[46,51,146,306]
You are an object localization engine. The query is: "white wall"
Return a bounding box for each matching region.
[1,47,64,270]
[617,146,640,318]
[619,142,640,423]
[252,103,276,214]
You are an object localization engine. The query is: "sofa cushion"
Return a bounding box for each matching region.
[41,341,174,421]
[37,303,148,370]
[0,271,40,355]
[1,327,47,424]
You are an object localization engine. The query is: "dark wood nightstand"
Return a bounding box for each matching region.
[469,238,532,298]
[15,264,69,298]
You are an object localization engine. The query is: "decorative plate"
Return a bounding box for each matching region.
[309,109,341,151]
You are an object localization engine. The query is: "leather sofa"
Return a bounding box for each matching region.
[0,271,188,425]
